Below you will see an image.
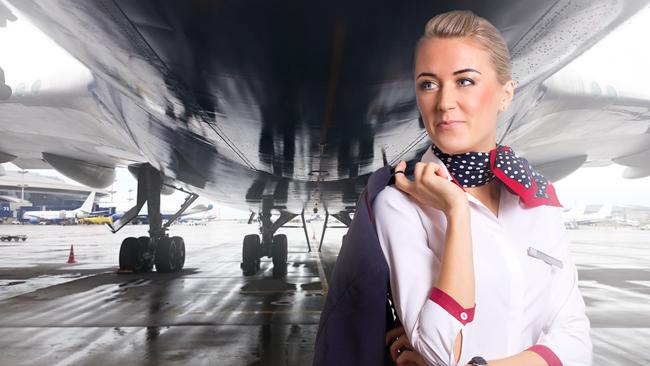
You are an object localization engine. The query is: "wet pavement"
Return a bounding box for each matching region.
[0,222,648,365]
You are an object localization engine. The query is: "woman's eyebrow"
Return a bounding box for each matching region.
[454,68,481,75]
[416,68,482,79]
[416,72,437,79]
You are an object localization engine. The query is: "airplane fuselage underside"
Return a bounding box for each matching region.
[9,0,647,214]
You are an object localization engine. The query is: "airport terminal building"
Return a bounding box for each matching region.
[0,168,108,221]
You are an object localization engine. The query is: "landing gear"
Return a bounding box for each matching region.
[119,237,140,271]
[172,236,186,270]
[137,236,155,272]
[154,236,178,273]
[241,196,295,277]
[271,234,288,278]
[241,234,261,276]
[110,163,197,273]
[118,236,155,272]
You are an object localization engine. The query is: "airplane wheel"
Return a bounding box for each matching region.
[272,234,288,278]
[119,237,140,271]
[241,234,260,276]
[137,236,155,272]
[155,236,178,273]
[171,236,185,270]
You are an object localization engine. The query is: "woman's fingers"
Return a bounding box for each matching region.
[434,163,448,179]
[394,161,450,208]
[419,163,446,192]
[395,160,407,173]
[396,350,428,366]
[389,335,412,362]
[394,161,413,195]
[413,162,425,182]
[385,326,404,345]
[419,162,446,183]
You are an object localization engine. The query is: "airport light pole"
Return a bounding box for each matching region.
[18,170,28,201]
[17,184,28,201]
[109,179,117,204]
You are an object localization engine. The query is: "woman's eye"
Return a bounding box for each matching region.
[420,81,437,90]
[458,78,474,87]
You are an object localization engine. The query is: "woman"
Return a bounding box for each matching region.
[374,10,592,366]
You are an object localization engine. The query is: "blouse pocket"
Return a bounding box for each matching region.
[524,246,560,298]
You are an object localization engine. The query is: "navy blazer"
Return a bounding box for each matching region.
[313,165,398,366]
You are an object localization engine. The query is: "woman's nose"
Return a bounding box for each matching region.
[437,86,457,111]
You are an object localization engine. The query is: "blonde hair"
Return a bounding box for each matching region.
[416,10,512,85]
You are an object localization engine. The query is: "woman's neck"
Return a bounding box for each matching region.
[465,179,502,216]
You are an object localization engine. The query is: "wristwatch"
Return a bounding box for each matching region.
[468,356,487,365]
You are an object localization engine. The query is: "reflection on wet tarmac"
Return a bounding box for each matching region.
[0,223,648,365]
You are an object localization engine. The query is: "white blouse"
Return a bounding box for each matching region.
[373,146,592,366]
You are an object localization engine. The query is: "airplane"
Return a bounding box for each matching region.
[612,216,641,227]
[178,205,218,224]
[22,191,96,224]
[1,0,650,276]
[561,202,587,222]
[177,210,218,225]
[563,203,613,229]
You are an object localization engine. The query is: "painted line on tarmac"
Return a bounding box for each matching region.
[314,252,329,294]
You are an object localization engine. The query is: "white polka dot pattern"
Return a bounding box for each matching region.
[430,144,559,206]
[432,144,495,188]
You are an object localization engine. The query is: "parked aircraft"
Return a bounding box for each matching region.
[22,192,96,224]
[612,217,641,227]
[1,0,649,275]
[563,203,613,229]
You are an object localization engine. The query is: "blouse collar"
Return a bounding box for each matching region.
[420,145,517,217]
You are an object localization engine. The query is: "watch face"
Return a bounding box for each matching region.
[470,356,487,365]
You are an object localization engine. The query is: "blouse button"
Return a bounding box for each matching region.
[460,312,468,321]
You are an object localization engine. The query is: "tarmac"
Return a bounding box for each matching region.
[0,222,648,365]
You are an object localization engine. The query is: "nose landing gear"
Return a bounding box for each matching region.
[241,197,296,278]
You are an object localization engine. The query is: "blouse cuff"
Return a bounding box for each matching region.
[526,344,563,366]
[428,287,476,326]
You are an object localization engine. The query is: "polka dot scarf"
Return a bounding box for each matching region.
[431,144,562,208]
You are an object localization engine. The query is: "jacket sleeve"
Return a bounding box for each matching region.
[374,186,474,366]
[527,207,593,366]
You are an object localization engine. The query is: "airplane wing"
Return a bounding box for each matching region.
[0,2,147,189]
[1,0,649,216]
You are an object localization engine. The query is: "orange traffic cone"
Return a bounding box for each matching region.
[67,245,77,264]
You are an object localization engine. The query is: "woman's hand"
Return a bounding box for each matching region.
[385,326,427,366]
[393,160,468,215]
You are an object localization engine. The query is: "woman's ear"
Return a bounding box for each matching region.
[500,80,515,112]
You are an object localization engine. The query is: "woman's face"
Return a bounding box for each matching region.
[414,36,513,154]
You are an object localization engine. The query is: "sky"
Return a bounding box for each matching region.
[2,4,650,212]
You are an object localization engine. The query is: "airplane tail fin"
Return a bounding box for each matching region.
[79,191,96,213]
[598,203,613,217]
